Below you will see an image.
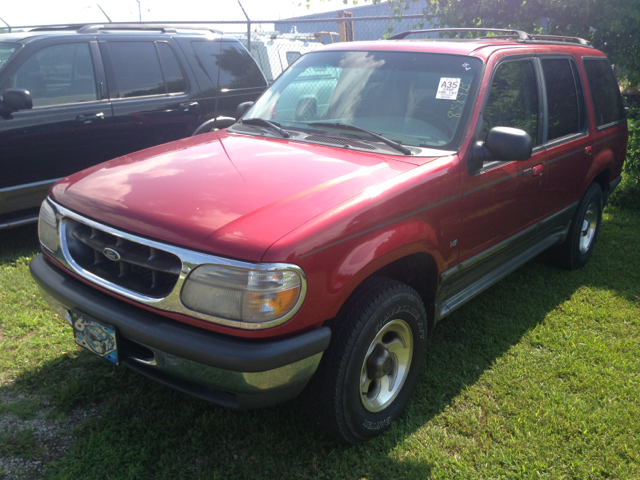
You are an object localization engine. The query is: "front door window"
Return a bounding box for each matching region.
[9,43,97,108]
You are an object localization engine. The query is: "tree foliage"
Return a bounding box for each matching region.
[350,0,640,86]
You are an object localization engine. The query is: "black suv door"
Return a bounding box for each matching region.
[99,38,205,158]
[0,39,116,221]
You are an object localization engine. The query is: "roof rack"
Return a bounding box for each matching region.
[29,24,85,32]
[388,28,592,47]
[530,34,591,46]
[76,23,222,34]
[388,28,532,41]
[24,23,217,34]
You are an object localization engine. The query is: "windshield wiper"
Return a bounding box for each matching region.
[307,122,412,155]
[240,118,290,138]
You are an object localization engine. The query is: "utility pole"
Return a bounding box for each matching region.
[238,0,251,52]
[136,0,142,22]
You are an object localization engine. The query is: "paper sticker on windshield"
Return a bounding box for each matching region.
[436,78,461,100]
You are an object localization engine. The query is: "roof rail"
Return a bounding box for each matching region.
[388,28,594,48]
[76,23,222,34]
[530,34,591,46]
[28,24,85,32]
[388,28,532,41]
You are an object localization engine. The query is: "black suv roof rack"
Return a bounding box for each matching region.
[388,28,592,47]
[28,24,85,32]
[28,22,222,34]
[77,23,222,34]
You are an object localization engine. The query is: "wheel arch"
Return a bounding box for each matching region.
[305,219,448,335]
[368,252,438,331]
[591,167,611,193]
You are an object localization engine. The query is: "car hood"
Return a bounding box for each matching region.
[51,132,417,261]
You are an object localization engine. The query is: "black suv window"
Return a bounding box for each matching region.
[541,58,586,142]
[0,42,19,71]
[218,42,265,89]
[156,42,186,94]
[483,60,539,145]
[583,58,626,128]
[9,43,97,107]
[192,41,266,90]
[108,42,165,98]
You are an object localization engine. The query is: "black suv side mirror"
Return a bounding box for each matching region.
[235,102,254,120]
[473,126,533,163]
[2,89,33,112]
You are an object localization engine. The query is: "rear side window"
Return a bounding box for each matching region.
[541,58,585,142]
[157,42,186,94]
[108,42,165,98]
[483,59,539,145]
[192,41,266,90]
[9,43,97,107]
[583,58,626,128]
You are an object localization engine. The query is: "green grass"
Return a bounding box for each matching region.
[0,428,43,459]
[0,209,639,479]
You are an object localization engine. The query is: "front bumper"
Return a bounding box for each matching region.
[30,254,330,409]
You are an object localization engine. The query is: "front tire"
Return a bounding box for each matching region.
[306,278,427,443]
[552,183,603,270]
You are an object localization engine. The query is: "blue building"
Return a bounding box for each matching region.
[275,1,435,43]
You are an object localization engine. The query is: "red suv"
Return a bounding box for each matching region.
[30,29,628,443]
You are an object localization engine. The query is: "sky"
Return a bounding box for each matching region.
[0,0,364,28]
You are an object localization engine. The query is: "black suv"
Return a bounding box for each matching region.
[0,23,267,229]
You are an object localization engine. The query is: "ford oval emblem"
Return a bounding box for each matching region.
[103,248,121,262]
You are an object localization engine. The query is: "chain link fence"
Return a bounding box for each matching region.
[2,13,433,83]
[226,14,433,82]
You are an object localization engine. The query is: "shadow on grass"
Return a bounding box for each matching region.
[0,224,40,263]
[0,209,637,479]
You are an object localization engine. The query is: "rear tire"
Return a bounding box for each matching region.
[551,183,603,270]
[305,278,427,444]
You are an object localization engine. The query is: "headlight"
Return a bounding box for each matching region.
[38,199,59,252]
[181,264,304,324]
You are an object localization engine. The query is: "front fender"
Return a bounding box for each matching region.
[264,156,463,336]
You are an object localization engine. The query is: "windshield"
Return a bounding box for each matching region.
[0,43,18,72]
[242,50,483,152]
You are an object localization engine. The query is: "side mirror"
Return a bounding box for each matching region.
[473,126,533,163]
[191,116,237,136]
[235,101,254,120]
[2,89,33,112]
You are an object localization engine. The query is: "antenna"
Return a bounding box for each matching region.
[97,4,112,22]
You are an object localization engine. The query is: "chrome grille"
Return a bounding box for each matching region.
[304,134,376,150]
[64,218,182,298]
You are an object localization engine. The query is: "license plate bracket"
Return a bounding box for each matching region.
[71,311,119,365]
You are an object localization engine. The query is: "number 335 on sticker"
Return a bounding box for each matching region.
[436,78,461,100]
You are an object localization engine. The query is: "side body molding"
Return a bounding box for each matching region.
[435,202,578,321]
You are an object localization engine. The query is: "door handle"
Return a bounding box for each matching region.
[585,146,593,156]
[179,102,200,112]
[76,112,105,124]
[532,164,543,177]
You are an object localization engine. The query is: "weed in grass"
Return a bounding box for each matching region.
[0,398,39,420]
[0,428,42,459]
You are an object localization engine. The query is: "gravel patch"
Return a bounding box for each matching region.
[0,390,102,480]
